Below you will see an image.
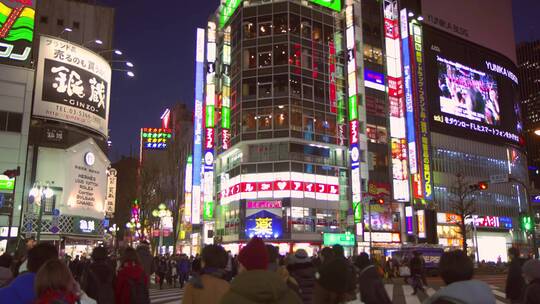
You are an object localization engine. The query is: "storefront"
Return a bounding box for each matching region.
[436,213,463,248]
[467,215,513,262]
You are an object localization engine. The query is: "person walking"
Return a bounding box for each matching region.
[115,247,149,304]
[506,247,526,304]
[156,257,168,290]
[183,245,230,304]
[34,259,80,304]
[220,237,302,304]
[355,252,391,304]
[178,254,191,288]
[80,246,115,303]
[136,241,155,278]
[424,250,495,304]
[313,256,357,304]
[0,243,58,304]
[521,259,540,304]
[287,249,316,304]
[410,251,426,295]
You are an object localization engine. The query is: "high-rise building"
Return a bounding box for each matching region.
[189,0,529,259]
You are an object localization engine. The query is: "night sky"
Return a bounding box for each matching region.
[101,0,540,161]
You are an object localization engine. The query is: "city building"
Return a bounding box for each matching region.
[191,0,529,260]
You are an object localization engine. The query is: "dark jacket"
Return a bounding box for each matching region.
[505,258,525,300]
[136,246,155,277]
[357,265,391,304]
[287,262,316,304]
[410,256,424,276]
[523,278,540,304]
[220,270,302,304]
[81,260,116,304]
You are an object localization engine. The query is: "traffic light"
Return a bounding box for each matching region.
[521,214,534,232]
[478,182,488,191]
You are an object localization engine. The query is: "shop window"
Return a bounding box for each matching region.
[242,111,256,132]
[291,107,302,131]
[243,18,257,39]
[312,21,322,42]
[0,111,22,133]
[243,48,257,69]
[274,105,289,129]
[323,25,334,43]
[314,81,325,102]
[258,107,273,130]
[290,75,301,97]
[315,111,325,134]
[302,84,313,100]
[274,44,288,66]
[301,47,312,70]
[363,44,383,65]
[258,76,272,99]
[242,78,256,98]
[367,124,388,144]
[258,46,272,67]
[290,43,302,70]
[259,21,272,37]
[274,13,288,34]
[290,14,300,35]
[301,19,311,39]
[274,74,288,96]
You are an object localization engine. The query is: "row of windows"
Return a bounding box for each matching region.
[0,111,23,133]
[223,160,347,180]
[39,16,80,29]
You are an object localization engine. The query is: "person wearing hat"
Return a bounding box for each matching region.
[313,256,357,304]
[522,259,540,304]
[287,249,316,304]
[220,237,302,304]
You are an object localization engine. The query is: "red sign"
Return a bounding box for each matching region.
[258,182,273,192]
[387,76,403,98]
[242,182,256,193]
[329,185,338,194]
[384,18,399,39]
[291,181,303,191]
[317,183,327,193]
[222,129,231,150]
[274,181,290,191]
[412,174,423,199]
[205,128,214,149]
[304,182,315,193]
[350,120,359,144]
[328,41,337,113]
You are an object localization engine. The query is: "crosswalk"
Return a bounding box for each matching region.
[149,283,509,304]
[149,288,184,304]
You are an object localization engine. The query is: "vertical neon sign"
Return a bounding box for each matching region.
[192,28,205,225]
[345,5,361,223]
[184,155,192,222]
[221,26,231,150]
[203,22,216,221]
[384,0,410,202]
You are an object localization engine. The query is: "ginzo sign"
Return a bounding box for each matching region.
[0,0,35,67]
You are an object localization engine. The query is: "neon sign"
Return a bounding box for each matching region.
[245,210,283,239]
[192,28,205,225]
[310,0,341,12]
[0,1,34,67]
[364,69,386,91]
[221,26,232,150]
[219,0,241,29]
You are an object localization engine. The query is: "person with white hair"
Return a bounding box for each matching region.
[522,259,540,304]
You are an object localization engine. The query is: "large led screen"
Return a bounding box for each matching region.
[424,26,521,146]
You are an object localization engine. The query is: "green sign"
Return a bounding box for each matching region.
[203,201,214,220]
[219,0,242,29]
[311,0,341,12]
[221,107,231,129]
[0,176,14,191]
[205,105,215,128]
[348,95,358,121]
[323,232,355,246]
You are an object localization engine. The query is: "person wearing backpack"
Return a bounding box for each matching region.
[80,246,115,304]
[115,247,149,304]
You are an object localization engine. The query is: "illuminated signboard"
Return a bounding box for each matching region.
[532,195,540,204]
[161,108,170,129]
[405,206,414,235]
[417,209,426,238]
[203,21,217,221]
[364,232,401,243]
[437,213,462,224]
[247,200,282,209]
[183,155,192,222]
[424,26,521,146]
[323,232,355,246]
[345,5,362,223]
[73,216,98,234]
[328,41,337,113]
[192,28,205,225]
[245,210,283,239]
[384,0,410,202]
[364,69,385,92]
[0,0,34,67]
[0,175,14,191]
[311,0,341,12]
[219,0,241,29]
[466,215,513,229]
[141,128,172,150]
[221,26,231,150]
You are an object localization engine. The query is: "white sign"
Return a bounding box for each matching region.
[106,168,117,216]
[489,174,508,184]
[33,35,112,136]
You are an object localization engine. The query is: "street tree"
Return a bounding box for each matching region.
[447,173,477,254]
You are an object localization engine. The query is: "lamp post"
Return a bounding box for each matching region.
[28,183,54,242]
[152,203,171,255]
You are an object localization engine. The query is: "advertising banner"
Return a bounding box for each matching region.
[0,0,35,67]
[33,35,111,137]
[105,168,116,217]
[245,209,283,240]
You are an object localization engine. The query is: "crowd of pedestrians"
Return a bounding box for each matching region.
[0,236,539,303]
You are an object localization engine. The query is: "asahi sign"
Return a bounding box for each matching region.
[33,35,111,136]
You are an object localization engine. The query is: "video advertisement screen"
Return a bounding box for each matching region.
[424,26,522,146]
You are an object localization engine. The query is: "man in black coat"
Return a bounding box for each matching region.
[505,247,525,303]
[355,253,391,304]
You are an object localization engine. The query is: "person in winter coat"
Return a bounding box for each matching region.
[506,247,526,303]
[522,259,540,304]
[313,256,357,304]
[424,250,496,304]
[34,259,80,304]
[183,245,230,304]
[80,246,115,304]
[267,244,299,295]
[410,251,426,295]
[178,254,191,288]
[0,253,13,287]
[115,247,149,304]
[220,237,302,304]
[136,241,155,278]
[287,249,316,304]
[156,257,168,289]
[0,243,58,304]
[355,252,391,304]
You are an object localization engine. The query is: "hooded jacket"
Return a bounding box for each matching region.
[115,262,149,304]
[423,280,496,304]
[0,272,36,304]
[220,270,303,304]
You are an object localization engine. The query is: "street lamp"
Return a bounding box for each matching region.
[112,69,135,78]
[152,203,172,255]
[83,39,103,47]
[28,183,54,242]
[110,60,134,68]
[59,27,72,36]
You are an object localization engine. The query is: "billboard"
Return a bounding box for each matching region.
[0,0,35,67]
[141,128,172,150]
[245,201,283,240]
[311,0,341,12]
[424,26,521,145]
[33,35,111,137]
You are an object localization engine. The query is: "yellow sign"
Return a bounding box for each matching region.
[255,217,272,235]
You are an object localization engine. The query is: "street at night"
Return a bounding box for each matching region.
[1,0,540,304]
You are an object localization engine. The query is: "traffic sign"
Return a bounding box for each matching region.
[489,174,508,184]
[52,209,60,217]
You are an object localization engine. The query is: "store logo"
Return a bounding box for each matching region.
[204,151,214,166]
[84,152,95,166]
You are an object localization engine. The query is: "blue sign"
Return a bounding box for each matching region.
[532,195,540,204]
[402,30,418,176]
[364,69,385,91]
[52,208,60,217]
[499,217,513,229]
[245,210,283,239]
